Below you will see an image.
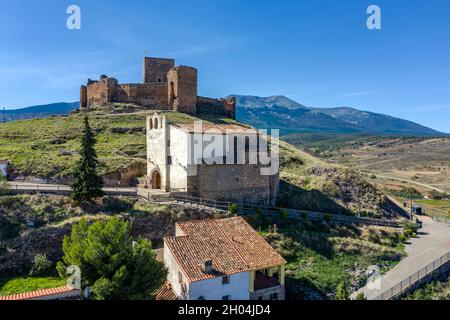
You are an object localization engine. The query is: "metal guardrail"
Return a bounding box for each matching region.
[168,194,402,228]
[432,216,450,225]
[6,183,138,195]
[373,251,450,300]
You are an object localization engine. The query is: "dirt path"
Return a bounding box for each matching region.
[362,173,446,193]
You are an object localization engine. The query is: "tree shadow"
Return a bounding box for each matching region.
[285,275,328,300]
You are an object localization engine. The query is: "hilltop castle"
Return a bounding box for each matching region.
[80,57,236,118]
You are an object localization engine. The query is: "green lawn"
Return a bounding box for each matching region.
[0,277,66,296]
[416,199,450,206]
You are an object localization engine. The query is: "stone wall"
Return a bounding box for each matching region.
[197,96,236,119]
[82,56,236,120]
[187,164,277,205]
[167,67,198,114]
[143,57,175,83]
[80,86,87,109]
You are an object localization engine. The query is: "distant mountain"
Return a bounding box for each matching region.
[232,95,446,136]
[2,102,79,122]
[4,102,79,115]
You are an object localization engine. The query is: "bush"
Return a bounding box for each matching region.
[335,282,348,300]
[324,213,332,224]
[404,229,413,238]
[228,203,238,214]
[0,178,11,196]
[428,190,448,200]
[354,292,366,300]
[398,234,406,243]
[29,254,52,276]
[279,209,288,221]
[393,187,422,199]
[370,174,377,180]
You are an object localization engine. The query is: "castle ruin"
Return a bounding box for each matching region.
[80,57,236,118]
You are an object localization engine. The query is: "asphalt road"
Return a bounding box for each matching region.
[356,216,450,299]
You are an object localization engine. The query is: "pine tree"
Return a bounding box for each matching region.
[70,116,104,204]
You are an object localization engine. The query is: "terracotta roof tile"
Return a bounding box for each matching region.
[0,286,80,300]
[154,282,177,300]
[165,217,286,283]
[174,123,257,134]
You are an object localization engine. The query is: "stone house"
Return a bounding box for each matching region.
[157,217,286,300]
[146,112,279,205]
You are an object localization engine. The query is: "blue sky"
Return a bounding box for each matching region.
[0,0,449,132]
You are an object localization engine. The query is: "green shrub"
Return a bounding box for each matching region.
[335,282,348,300]
[404,229,413,237]
[398,234,406,243]
[279,209,288,221]
[370,174,377,180]
[354,292,366,300]
[300,212,308,220]
[0,179,11,196]
[324,213,332,224]
[228,203,238,214]
[29,254,52,276]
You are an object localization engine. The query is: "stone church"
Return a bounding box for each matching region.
[146,112,279,205]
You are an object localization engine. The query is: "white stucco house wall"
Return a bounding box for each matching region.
[158,217,286,301]
[146,112,279,205]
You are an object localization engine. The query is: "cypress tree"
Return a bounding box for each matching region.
[71,116,104,204]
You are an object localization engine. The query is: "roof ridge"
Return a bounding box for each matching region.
[212,217,252,271]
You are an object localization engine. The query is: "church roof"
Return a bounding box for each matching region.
[173,123,257,134]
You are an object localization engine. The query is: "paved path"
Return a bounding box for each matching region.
[8,182,138,195]
[356,216,450,299]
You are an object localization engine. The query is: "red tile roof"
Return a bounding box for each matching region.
[174,123,257,134]
[165,217,286,283]
[154,282,177,300]
[0,286,81,300]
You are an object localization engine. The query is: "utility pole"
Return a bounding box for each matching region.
[410,195,414,221]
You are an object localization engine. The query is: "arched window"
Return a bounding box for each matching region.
[154,118,159,129]
[148,118,153,130]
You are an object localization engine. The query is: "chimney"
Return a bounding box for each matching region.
[203,260,213,274]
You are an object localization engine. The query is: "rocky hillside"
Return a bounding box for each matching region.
[277,140,408,219]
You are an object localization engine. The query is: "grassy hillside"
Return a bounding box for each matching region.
[0,109,406,217]
[0,193,405,299]
[403,274,450,300]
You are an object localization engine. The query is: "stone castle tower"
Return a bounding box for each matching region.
[80,56,235,118]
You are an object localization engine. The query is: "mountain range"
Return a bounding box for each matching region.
[3,97,446,136]
[2,102,79,122]
[233,95,446,136]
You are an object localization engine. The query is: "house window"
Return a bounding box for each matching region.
[269,293,278,300]
[178,272,183,284]
[222,275,230,285]
[167,139,171,147]
[167,156,172,165]
[222,295,231,301]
